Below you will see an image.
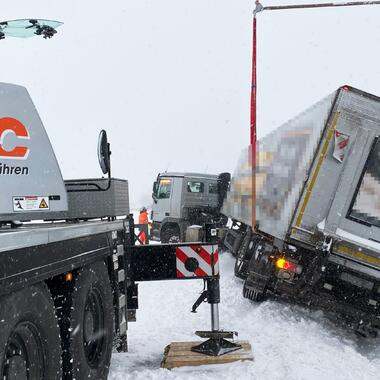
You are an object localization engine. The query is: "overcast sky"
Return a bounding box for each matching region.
[2,0,380,208]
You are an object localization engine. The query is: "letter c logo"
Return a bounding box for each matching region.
[0,117,29,159]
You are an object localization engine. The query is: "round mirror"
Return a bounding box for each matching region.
[97,130,110,174]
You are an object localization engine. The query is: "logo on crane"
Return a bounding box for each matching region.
[0,117,30,159]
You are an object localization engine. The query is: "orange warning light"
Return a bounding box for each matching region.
[65,272,73,282]
[276,258,302,274]
[276,258,289,270]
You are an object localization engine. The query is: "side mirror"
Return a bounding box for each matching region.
[98,130,111,175]
[152,181,158,194]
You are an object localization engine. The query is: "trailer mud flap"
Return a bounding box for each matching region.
[243,250,274,298]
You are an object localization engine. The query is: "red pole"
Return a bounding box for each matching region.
[250,12,257,229]
[250,15,257,148]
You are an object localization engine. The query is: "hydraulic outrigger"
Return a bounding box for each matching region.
[128,222,242,357]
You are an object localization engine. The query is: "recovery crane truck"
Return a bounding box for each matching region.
[0,82,243,379]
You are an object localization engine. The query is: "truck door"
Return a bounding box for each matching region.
[152,177,173,222]
[326,126,380,249]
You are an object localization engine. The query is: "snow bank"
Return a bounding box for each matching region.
[110,254,380,379]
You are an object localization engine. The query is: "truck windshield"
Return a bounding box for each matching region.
[157,178,172,199]
[348,137,380,228]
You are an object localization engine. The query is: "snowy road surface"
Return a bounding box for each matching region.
[109,253,380,379]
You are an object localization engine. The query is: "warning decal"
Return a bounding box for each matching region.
[175,245,219,278]
[13,196,50,212]
[333,130,350,163]
[39,198,49,209]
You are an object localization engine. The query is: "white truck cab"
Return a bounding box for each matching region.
[151,172,230,242]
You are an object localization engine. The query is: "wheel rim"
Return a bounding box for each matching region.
[83,287,105,367]
[168,235,180,243]
[3,322,45,380]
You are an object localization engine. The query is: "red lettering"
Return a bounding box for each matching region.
[0,117,29,159]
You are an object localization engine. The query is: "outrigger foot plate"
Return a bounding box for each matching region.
[191,330,242,356]
[161,340,253,369]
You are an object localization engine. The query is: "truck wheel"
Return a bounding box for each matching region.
[161,225,181,243]
[0,283,62,379]
[66,261,114,380]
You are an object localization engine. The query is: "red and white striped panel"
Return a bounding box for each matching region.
[176,244,219,278]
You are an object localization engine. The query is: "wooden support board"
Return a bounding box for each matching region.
[161,340,254,369]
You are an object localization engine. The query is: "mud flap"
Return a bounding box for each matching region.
[243,251,273,299]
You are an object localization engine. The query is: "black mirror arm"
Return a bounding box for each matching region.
[103,144,112,191]
[68,137,112,193]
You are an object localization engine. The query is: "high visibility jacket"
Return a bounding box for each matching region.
[139,211,149,225]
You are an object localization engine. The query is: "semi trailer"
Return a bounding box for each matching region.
[151,172,230,243]
[223,85,380,335]
[0,82,238,379]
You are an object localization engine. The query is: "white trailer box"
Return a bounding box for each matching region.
[223,86,380,271]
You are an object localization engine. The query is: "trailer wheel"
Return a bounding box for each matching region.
[0,283,62,380]
[66,261,114,380]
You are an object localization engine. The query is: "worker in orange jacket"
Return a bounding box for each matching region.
[139,207,149,225]
[138,207,149,244]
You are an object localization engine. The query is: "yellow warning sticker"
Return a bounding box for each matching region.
[39,198,49,209]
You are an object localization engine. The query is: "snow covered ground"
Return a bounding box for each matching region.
[110,253,380,380]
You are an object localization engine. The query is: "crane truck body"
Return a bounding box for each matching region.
[0,82,231,379]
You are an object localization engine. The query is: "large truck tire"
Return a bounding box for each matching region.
[0,283,62,379]
[66,261,114,380]
[161,224,181,243]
